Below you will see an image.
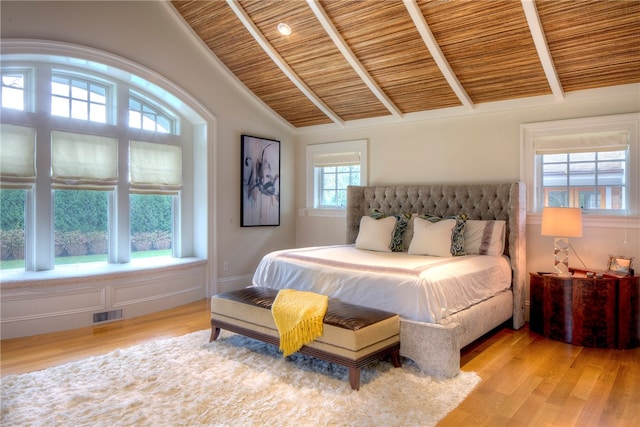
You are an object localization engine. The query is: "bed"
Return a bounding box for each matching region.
[252,183,526,377]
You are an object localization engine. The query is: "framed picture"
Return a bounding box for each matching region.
[606,255,634,276]
[241,135,280,227]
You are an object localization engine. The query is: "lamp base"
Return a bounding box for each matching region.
[553,237,571,276]
[553,271,573,277]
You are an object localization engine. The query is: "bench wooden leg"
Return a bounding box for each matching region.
[390,348,401,368]
[210,321,221,342]
[349,367,360,391]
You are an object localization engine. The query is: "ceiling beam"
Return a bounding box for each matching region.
[226,0,345,126]
[521,0,564,100]
[307,0,403,119]
[403,0,473,110]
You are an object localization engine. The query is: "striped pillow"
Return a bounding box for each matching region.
[463,220,506,256]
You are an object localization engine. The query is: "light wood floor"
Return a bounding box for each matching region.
[2,299,639,427]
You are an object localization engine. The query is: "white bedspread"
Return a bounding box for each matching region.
[252,245,512,324]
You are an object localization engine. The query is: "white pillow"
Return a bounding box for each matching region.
[408,217,455,257]
[463,220,506,256]
[355,216,397,252]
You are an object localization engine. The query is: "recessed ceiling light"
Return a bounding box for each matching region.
[277,23,291,36]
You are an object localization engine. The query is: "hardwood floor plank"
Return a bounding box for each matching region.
[551,395,584,426]
[440,328,640,427]
[617,357,640,423]
[571,363,601,400]
[2,299,639,427]
[509,388,555,426]
[499,373,544,418]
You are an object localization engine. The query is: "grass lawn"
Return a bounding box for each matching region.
[0,249,172,270]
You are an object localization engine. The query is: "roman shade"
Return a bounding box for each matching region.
[129,140,182,194]
[0,123,36,187]
[51,130,118,189]
[533,130,629,155]
[312,151,360,168]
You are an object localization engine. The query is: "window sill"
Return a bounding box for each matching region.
[299,208,347,218]
[0,257,206,290]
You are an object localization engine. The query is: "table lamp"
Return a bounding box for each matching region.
[541,207,583,276]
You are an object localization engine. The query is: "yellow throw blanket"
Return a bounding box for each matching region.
[271,289,329,357]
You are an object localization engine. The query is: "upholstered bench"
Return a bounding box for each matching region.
[210,287,401,390]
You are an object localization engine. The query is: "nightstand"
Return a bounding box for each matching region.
[529,270,639,349]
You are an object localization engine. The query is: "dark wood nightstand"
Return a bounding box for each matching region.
[529,270,639,349]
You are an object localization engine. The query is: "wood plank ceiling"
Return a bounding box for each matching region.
[172,0,640,129]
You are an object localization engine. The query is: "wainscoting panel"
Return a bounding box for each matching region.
[0,287,106,322]
[112,267,204,307]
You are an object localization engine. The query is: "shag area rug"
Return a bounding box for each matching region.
[1,330,480,426]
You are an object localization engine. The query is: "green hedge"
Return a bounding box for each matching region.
[1,230,171,260]
[1,190,171,234]
[1,190,173,260]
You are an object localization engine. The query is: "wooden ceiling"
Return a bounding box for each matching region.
[172,0,640,129]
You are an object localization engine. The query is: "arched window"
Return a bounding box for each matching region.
[0,41,210,273]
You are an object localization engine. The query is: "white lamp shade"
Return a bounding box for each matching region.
[541,207,583,237]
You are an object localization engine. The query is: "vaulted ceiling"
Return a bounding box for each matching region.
[172,0,640,129]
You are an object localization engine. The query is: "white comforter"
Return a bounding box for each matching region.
[252,245,512,323]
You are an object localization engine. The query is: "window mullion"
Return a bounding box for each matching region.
[172,194,181,258]
[114,145,130,264]
[107,190,119,264]
[27,65,55,271]
[33,125,54,271]
[564,157,570,203]
[114,84,131,263]
[22,187,36,271]
[595,152,601,188]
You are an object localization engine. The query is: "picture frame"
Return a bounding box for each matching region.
[241,134,280,227]
[606,255,634,276]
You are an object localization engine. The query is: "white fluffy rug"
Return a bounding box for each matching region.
[1,330,479,426]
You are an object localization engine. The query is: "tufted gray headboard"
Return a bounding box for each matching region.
[346,183,526,329]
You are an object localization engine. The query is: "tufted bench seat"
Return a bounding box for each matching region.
[210,286,401,390]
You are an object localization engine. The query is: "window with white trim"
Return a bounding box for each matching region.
[129,93,175,134]
[51,72,109,123]
[1,69,29,111]
[521,113,639,215]
[306,140,367,211]
[50,130,118,266]
[0,60,190,271]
